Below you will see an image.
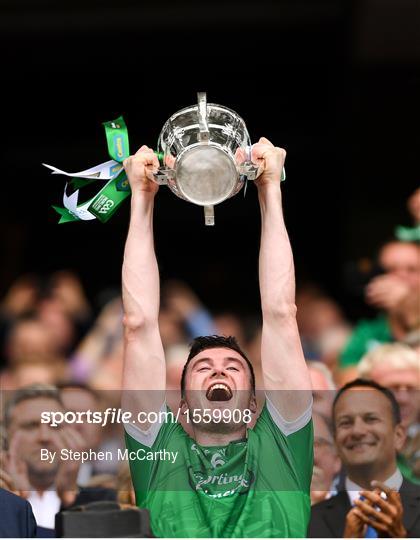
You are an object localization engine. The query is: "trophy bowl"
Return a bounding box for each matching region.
[154,92,260,225]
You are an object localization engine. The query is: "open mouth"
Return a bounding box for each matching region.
[206,383,233,401]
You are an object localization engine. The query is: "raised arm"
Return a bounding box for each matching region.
[121,146,166,429]
[254,138,312,420]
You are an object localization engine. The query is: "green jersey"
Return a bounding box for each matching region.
[340,315,393,367]
[125,400,313,537]
[398,453,420,485]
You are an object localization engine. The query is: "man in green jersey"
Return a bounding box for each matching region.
[121,139,313,537]
[339,239,420,371]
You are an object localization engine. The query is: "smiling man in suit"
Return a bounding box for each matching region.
[308,379,420,538]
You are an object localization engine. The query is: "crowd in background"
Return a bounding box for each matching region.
[0,188,419,536]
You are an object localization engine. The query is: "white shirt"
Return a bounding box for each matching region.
[27,489,61,530]
[345,468,403,506]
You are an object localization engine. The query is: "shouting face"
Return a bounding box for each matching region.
[181,347,256,434]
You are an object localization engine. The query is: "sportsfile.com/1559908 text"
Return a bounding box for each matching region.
[40,408,253,428]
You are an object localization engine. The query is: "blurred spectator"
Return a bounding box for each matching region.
[407,187,420,223]
[296,285,351,368]
[158,308,186,348]
[310,412,341,505]
[3,384,83,532]
[358,343,420,484]
[0,271,91,368]
[60,382,122,477]
[87,342,124,392]
[0,275,39,319]
[164,344,194,435]
[59,384,105,483]
[70,297,123,384]
[1,317,67,390]
[37,297,76,356]
[244,327,263,389]
[403,328,420,351]
[309,379,420,538]
[214,313,247,346]
[165,344,190,392]
[317,326,352,373]
[358,344,419,428]
[396,187,420,241]
[62,380,125,482]
[339,240,420,373]
[48,271,91,326]
[162,279,217,342]
[6,317,64,367]
[308,361,336,420]
[116,463,136,507]
[8,361,59,390]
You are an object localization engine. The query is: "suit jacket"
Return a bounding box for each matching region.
[0,488,37,538]
[308,478,420,538]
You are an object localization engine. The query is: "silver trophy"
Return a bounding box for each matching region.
[153,92,284,225]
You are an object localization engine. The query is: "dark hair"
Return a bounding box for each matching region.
[180,335,255,397]
[332,378,401,428]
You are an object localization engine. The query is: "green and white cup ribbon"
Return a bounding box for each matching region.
[43,160,122,180]
[103,116,130,163]
[62,186,96,221]
[51,169,130,224]
[88,171,131,222]
[46,115,132,223]
[87,116,132,221]
[45,160,124,223]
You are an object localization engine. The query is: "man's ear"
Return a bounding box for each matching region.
[179,398,188,415]
[249,395,257,414]
[394,423,407,453]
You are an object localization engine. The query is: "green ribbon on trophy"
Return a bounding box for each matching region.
[44,116,134,223]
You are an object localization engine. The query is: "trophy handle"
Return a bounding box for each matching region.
[239,161,286,182]
[197,92,210,143]
[152,151,175,185]
[153,168,175,185]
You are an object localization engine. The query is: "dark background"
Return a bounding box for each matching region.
[1,0,419,318]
